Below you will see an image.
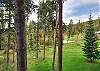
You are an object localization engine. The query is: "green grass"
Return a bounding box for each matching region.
[27,48,54,71]
[0,35,100,71]
[27,42,100,71]
[62,43,100,71]
[64,34,84,41]
[21,35,100,71]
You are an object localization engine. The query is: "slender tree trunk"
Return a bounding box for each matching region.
[43,25,46,60]
[0,33,1,50]
[6,7,11,70]
[7,30,10,67]
[51,29,57,71]
[36,23,39,58]
[12,48,15,63]
[52,30,54,45]
[12,42,15,63]
[15,0,27,71]
[47,23,50,47]
[56,0,63,71]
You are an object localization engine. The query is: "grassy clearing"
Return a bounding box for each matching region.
[62,43,100,71]
[0,35,100,71]
[27,41,100,71]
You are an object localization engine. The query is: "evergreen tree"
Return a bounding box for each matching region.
[28,21,35,49]
[15,0,27,71]
[67,19,73,40]
[83,14,100,62]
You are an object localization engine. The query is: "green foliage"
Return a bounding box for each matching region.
[38,0,55,28]
[28,21,36,49]
[83,17,100,62]
[67,19,73,38]
[64,19,100,36]
[37,0,56,48]
[76,20,84,34]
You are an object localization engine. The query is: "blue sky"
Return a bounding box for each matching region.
[72,4,98,16]
[29,0,100,24]
[63,0,100,24]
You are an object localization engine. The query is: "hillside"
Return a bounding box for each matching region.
[64,19,100,35]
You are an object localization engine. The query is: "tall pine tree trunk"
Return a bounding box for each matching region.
[15,0,27,71]
[56,0,63,71]
[43,25,46,60]
[6,7,11,70]
[51,29,57,71]
[7,29,10,70]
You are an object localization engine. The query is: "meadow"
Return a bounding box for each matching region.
[0,35,100,71]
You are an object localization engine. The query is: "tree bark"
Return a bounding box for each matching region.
[6,6,11,71]
[47,23,50,47]
[15,0,27,71]
[0,33,1,50]
[7,29,10,69]
[12,42,15,63]
[56,0,63,71]
[36,23,39,58]
[43,25,46,60]
[51,29,57,71]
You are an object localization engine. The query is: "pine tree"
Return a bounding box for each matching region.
[28,21,35,49]
[15,0,27,71]
[83,14,100,62]
[67,19,73,41]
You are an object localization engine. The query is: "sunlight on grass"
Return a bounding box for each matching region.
[27,41,100,71]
